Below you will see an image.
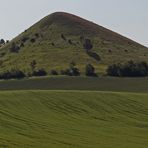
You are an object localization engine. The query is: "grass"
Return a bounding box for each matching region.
[0,90,148,147]
[0,76,147,93]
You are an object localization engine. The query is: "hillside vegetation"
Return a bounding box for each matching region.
[0,12,148,74]
[0,90,148,148]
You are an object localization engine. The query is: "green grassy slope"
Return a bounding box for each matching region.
[0,90,148,148]
[1,12,148,74]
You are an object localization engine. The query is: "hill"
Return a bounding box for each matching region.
[1,12,148,74]
[0,90,148,148]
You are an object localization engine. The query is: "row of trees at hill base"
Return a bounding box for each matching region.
[0,60,148,80]
[107,61,148,77]
[0,62,97,80]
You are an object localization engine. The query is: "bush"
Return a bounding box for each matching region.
[6,40,9,44]
[20,42,24,47]
[0,39,5,45]
[50,70,58,75]
[107,61,148,77]
[80,36,84,42]
[0,69,25,80]
[60,69,71,76]
[61,34,66,41]
[107,64,120,76]
[51,42,55,46]
[9,42,20,53]
[21,36,29,43]
[30,60,37,71]
[85,64,97,77]
[83,39,93,52]
[61,62,80,76]
[35,33,39,38]
[68,39,73,45]
[30,38,36,43]
[32,69,47,77]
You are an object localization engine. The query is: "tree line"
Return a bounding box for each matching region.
[0,61,97,80]
[107,60,148,77]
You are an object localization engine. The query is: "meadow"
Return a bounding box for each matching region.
[0,90,148,148]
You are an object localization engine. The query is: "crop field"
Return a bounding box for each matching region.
[0,76,147,93]
[0,90,148,148]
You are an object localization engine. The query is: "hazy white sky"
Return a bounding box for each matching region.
[0,0,148,46]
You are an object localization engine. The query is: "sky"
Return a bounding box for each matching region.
[0,0,148,46]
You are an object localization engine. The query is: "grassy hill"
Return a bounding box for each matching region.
[0,12,148,74]
[0,90,148,148]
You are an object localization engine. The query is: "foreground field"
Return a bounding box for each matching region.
[0,90,148,148]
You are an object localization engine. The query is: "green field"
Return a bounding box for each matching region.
[0,76,147,93]
[0,90,148,148]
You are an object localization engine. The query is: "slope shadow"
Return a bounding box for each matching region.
[87,51,101,61]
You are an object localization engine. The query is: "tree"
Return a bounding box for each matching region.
[0,69,25,80]
[61,62,80,76]
[107,61,148,77]
[61,34,66,41]
[9,42,20,53]
[85,64,97,77]
[68,62,80,76]
[30,60,37,71]
[50,70,58,75]
[32,69,47,77]
[0,39,5,45]
[83,39,93,52]
[30,38,36,43]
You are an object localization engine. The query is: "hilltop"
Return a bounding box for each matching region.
[1,12,148,74]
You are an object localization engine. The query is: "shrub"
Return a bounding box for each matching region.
[61,34,66,41]
[50,70,58,75]
[9,42,20,53]
[68,39,73,45]
[51,42,55,46]
[124,49,128,53]
[107,64,121,76]
[30,38,36,43]
[60,69,71,76]
[20,43,24,47]
[108,49,112,53]
[30,60,37,71]
[32,69,47,77]
[35,33,39,38]
[85,64,97,77]
[80,36,84,42]
[83,39,93,52]
[21,36,29,43]
[0,39,5,45]
[6,40,9,44]
[61,62,80,76]
[0,69,25,80]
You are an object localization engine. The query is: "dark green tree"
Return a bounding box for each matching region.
[85,64,97,77]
